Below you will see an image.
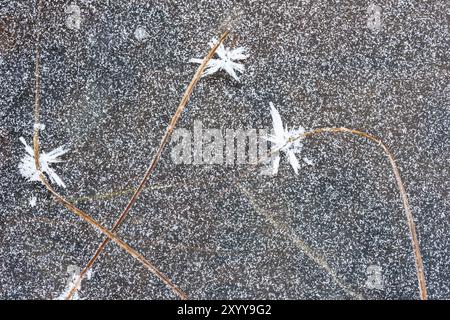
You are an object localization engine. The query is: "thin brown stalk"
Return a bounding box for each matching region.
[32,1,187,300]
[66,30,230,299]
[298,127,427,300]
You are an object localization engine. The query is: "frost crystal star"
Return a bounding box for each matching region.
[266,102,307,175]
[18,137,69,188]
[190,38,249,82]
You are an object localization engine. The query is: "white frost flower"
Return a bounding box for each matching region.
[190,37,249,82]
[18,137,69,188]
[266,102,308,175]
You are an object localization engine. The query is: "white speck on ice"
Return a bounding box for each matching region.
[134,26,149,41]
[29,196,37,207]
[33,123,45,131]
[303,157,314,166]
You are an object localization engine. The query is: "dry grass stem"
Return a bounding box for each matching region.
[297,127,427,300]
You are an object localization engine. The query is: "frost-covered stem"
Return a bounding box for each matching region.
[32,0,187,300]
[65,30,230,300]
[300,127,427,300]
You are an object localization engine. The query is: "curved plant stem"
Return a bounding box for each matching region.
[32,1,187,300]
[66,30,230,300]
[298,127,427,300]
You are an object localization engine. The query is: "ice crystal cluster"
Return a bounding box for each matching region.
[190,37,249,82]
[18,137,69,188]
[266,103,307,175]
